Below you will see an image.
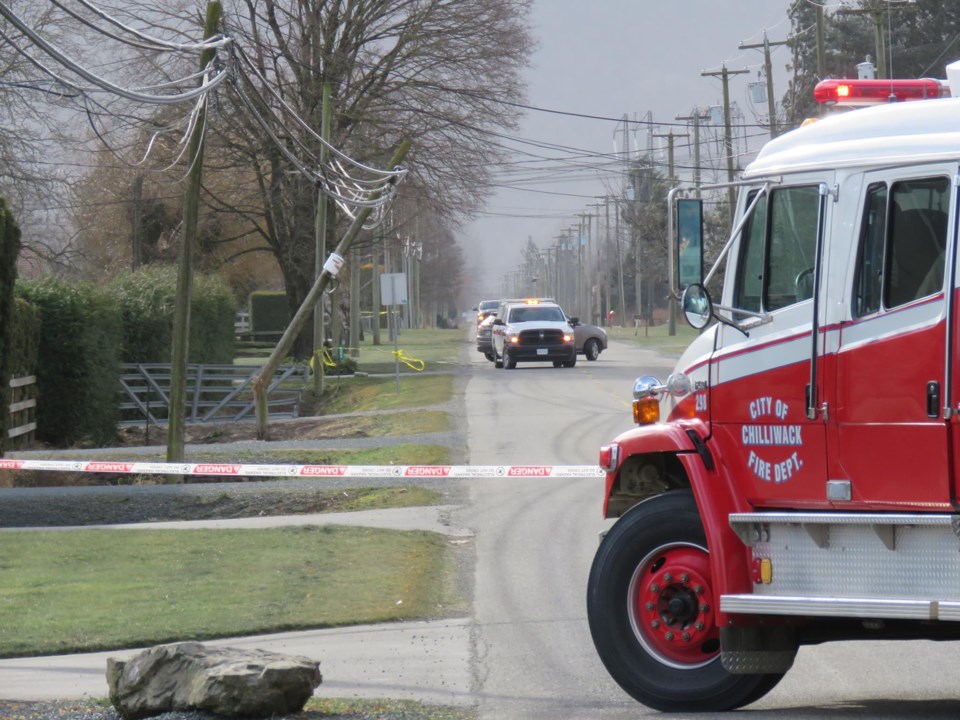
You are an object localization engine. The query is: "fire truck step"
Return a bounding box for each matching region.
[720,594,960,621]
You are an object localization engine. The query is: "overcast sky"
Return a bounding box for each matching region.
[458,0,795,301]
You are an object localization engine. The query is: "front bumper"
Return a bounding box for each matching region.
[504,344,574,362]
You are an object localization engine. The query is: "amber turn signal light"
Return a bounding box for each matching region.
[633,396,660,425]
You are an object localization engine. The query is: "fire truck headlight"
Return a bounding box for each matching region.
[509,335,519,344]
[563,333,573,342]
[633,375,663,400]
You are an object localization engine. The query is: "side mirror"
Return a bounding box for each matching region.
[676,198,704,289]
[681,283,713,330]
[569,316,580,326]
[493,318,505,326]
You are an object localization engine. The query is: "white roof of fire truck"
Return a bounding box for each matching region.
[743,96,960,179]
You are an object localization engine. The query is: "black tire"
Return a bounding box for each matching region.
[484,353,495,362]
[494,350,503,369]
[587,490,784,712]
[503,348,516,369]
[552,361,563,368]
[563,351,577,368]
[584,338,601,361]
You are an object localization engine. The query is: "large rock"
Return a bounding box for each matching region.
[106,641,322,720]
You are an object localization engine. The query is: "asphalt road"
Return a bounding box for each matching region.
[6,333,960,717]
[460,337,960,720]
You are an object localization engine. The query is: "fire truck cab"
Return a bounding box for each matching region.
[588,73,960,712]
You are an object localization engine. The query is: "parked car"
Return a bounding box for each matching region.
[473,299,500,325]
[476,313,496,361]
[568,316,608,361]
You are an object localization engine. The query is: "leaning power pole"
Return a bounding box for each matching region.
[167,1,221,466]
[254,140,411,440]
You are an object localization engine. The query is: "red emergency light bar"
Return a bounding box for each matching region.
[814,78,947,106]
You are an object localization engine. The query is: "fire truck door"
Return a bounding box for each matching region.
[710,181,830,508]
[829,171,954,510]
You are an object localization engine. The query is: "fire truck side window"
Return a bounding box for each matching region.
[766,186,820,310]
[854,183,887,316]
[734,191,767,315]
[855,177,949,315]
[734,186,818,314]
[885,177,949,309]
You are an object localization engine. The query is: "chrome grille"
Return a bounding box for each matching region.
[518,329,564,344]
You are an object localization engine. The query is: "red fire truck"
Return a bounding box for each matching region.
[588,72,960,712]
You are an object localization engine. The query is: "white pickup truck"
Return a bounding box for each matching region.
[490,300,577,369]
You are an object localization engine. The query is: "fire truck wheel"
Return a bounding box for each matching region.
[587,490,783,712]
[503,348,516,369]
[494,352,503,369]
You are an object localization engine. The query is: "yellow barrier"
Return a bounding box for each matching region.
[392,349,425,372]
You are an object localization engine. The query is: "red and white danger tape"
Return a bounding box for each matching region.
[0,458,604,479]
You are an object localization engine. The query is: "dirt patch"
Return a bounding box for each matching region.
[114,415,378,446]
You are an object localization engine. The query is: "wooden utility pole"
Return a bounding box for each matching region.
[372,227,382,345]
[653,129,689,335]
[675,110,709,190]
[701,63,749,223]
[349,246,360,357]
[312,82,332,395]
[739,31,788,138]
[167,1,221,465]
[130,175,143,269]
[587,202,604,324]
[816,3,827,80]
[837,1,916,79]
[253,140,410,440]
[652,129,689,183]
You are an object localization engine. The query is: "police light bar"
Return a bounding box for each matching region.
[814,78,948,106]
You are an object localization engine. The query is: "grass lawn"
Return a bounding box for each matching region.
[606,323,701,355]
[236,328,466,375]
[0,524,468,658]
[319,374,455,414]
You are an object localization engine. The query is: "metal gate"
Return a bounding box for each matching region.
[118,363,309,426]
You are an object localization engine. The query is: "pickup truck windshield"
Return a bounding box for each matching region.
[508,306,565,323]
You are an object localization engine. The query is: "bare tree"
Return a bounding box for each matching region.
[0,4,83,269]
[204,0,534,354]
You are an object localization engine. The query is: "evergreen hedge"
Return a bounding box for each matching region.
[109,266,236,364]
[8,299,40,377]
[16,279,122,447]
[0,199,21,453]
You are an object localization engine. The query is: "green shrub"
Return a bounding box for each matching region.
[17,279,122,446]
[110,266,235,364]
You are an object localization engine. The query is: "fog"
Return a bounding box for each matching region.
[457,0,794,306]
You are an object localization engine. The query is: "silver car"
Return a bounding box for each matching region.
[568,317,608,361]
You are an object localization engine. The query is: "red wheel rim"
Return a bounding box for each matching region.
[628,542,720,668]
